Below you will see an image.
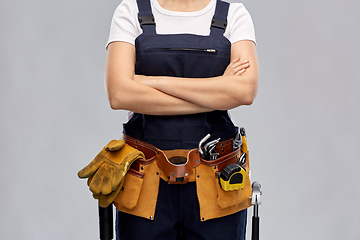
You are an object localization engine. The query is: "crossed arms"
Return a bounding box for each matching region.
[105,40,259,115]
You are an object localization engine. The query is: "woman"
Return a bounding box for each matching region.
[105,0,259,239]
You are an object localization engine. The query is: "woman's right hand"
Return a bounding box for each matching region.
[223,57,250,76]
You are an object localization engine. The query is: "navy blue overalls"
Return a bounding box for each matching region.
[117,0,247,239]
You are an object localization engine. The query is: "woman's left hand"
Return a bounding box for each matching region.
[223,57,250,76]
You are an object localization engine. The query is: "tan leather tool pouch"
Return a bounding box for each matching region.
[196,146,252,221]
[113,158,160,220]
[215,153,252,209]
[114,168,144,210]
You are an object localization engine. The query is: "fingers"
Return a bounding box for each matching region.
[78,158,104,178]
[233,62,250,76]
[231,56,240,63]
[230,57,249,66]
[231,59,250,74]
[106,139,125,152]
[87,175,93,187]
[88,164,115,195]
[99,166,115,195]
[234,60,250,68]
[234,68,246,76]
[98,180,124,208]
[224,58,250,76]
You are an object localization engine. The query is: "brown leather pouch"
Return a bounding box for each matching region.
[115,168,144,210]
[113,159,160,220]
[196,141,252,221]
[215,152,251,209]
[200,147,248,208]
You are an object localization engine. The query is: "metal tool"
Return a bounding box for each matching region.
[209,152,220,160]
[251,181,262,240]
[198,134,221,160]
[232,130,243,151]
[203,138,221,152]
[198,134,211,157]
[204,138,221,160]
[240,127,246,137]
[237,152,247,166]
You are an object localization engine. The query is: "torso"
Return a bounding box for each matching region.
[123,0,237,150]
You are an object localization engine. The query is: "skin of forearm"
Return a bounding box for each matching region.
[135,73,259,110]
[107,76,213,115]
[106,41,258,113]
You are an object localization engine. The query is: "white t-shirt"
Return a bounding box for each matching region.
[106,0,256,48]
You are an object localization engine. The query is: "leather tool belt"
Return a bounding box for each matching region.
[124,135,242,184]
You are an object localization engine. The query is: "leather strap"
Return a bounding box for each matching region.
[123,135,240,184]
[124,135,200,184]
[201,146,241,171]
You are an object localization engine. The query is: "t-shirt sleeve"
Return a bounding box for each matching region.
[225,3,256,45]
[105,0,142,49]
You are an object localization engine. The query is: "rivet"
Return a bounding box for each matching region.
[196,159,200,164]
[213,166,216,169]
[196,150,199,154]
[221,149,224,152]
[134,146,137,149]
[141,166,144,170]
[150,216,153,220]
[171,173,175,177]
[136,140,139,143]
[202,217,205,221]
[221,143,224,146]
[185,173,189,177]
[197,175,200,178]
[156,172,160,175]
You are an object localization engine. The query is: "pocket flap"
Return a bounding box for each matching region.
[115,172,144,210]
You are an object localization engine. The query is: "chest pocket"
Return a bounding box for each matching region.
[135,0,232,78]
[135,34,231,78]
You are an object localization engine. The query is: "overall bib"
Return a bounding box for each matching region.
[116,0,249,239]
[123,0,238,150]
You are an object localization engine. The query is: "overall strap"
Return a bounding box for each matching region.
[137,0,156,35]
[210,0,229,36]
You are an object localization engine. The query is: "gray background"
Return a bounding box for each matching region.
[1,0,359,239]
